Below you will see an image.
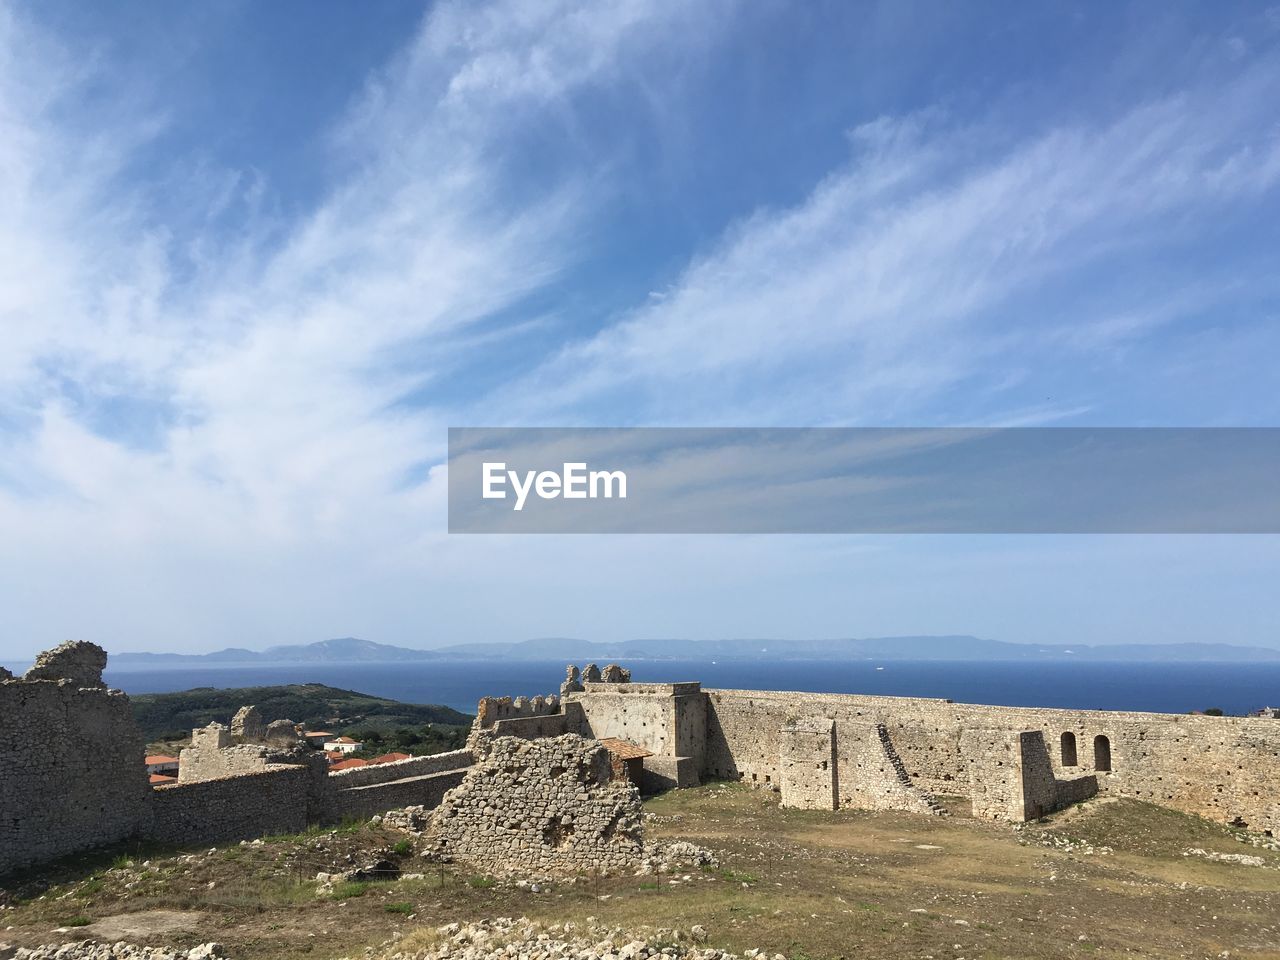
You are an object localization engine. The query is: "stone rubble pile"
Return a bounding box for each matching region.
[383,764,717,881]
[344,917,784,960]
[638,840,719,874]
[424,735,645,876]
[0,942,226,959]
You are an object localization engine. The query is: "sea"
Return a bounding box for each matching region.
[5,658,1278,717]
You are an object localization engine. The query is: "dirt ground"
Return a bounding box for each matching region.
[1,784,1277,959]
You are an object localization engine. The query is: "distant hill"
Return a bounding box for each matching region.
[436,636,1280,662]
[129,682,471,741]
[106,634,1280,667]
[112,636,441,666]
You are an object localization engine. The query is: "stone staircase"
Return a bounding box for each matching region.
[876,723,947,816]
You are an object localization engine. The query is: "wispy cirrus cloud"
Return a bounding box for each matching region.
[505,50,1280,426]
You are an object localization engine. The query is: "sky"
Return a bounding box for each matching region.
[2,1,1279,660]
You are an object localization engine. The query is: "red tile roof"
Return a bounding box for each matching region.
[145,755,179,765]
[149,773,178,785]
[327,736,360,744]
[329,758,368,771]
[370,752,412,764]
[324,750,344,761]
[598,737,653,760]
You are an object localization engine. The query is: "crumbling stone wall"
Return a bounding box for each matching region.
[426,734,644,876]
[231,705,266,742]
[0,642,152,875]
[22,640,108,686]
[178,710,308,784]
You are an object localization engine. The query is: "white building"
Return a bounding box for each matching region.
[323,736,364,754]
[145,754,179,776]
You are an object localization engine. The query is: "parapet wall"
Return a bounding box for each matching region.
[328,749,473,789]
[332,768,469,821]
[0,647,152,875]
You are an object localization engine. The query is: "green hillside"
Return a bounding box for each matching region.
[129,683,472,742]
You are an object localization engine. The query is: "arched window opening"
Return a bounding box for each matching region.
[1094,734,1112,772]
[1061,732,1078,767]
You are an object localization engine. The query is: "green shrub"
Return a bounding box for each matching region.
[385,902,414,914]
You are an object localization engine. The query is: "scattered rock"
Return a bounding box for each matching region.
[0,941,226,959]
[342,917,780,960]
[1183,848,1268,867]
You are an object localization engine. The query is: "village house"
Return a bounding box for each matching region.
[370,752,412,765]
[323,736,363,754]
[145,754,179,776]
[330,758,368,772]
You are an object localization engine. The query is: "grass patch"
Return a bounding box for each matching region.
[384,902,414,915]
[61,916,93,927]
[331,881,371,900]
[391,839,414,856]
[264,818,369,844]
[707,866,758,884]
[467,875,496,890]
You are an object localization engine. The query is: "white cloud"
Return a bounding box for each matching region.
[503,59,1280,426]
[1,2,1279,658]
[0,0,724,655]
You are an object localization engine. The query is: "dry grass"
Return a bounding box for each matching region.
[2,784,1277,959]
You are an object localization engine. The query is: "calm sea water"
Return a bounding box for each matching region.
[4,658,1276,716]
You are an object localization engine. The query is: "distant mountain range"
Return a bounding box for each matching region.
[105,634,1280,665]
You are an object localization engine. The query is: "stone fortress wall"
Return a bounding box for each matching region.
[558,680,1279,833]
[4,644,1278,878]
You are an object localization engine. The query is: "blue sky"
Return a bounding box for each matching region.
[1,1,1279,658]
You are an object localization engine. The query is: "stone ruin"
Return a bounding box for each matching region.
[0,641,152,875]
[560,662,630,697]
[230,705,266,742]
[22,640,108,687]
[178,711,310,783]
[425,734,645,876]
